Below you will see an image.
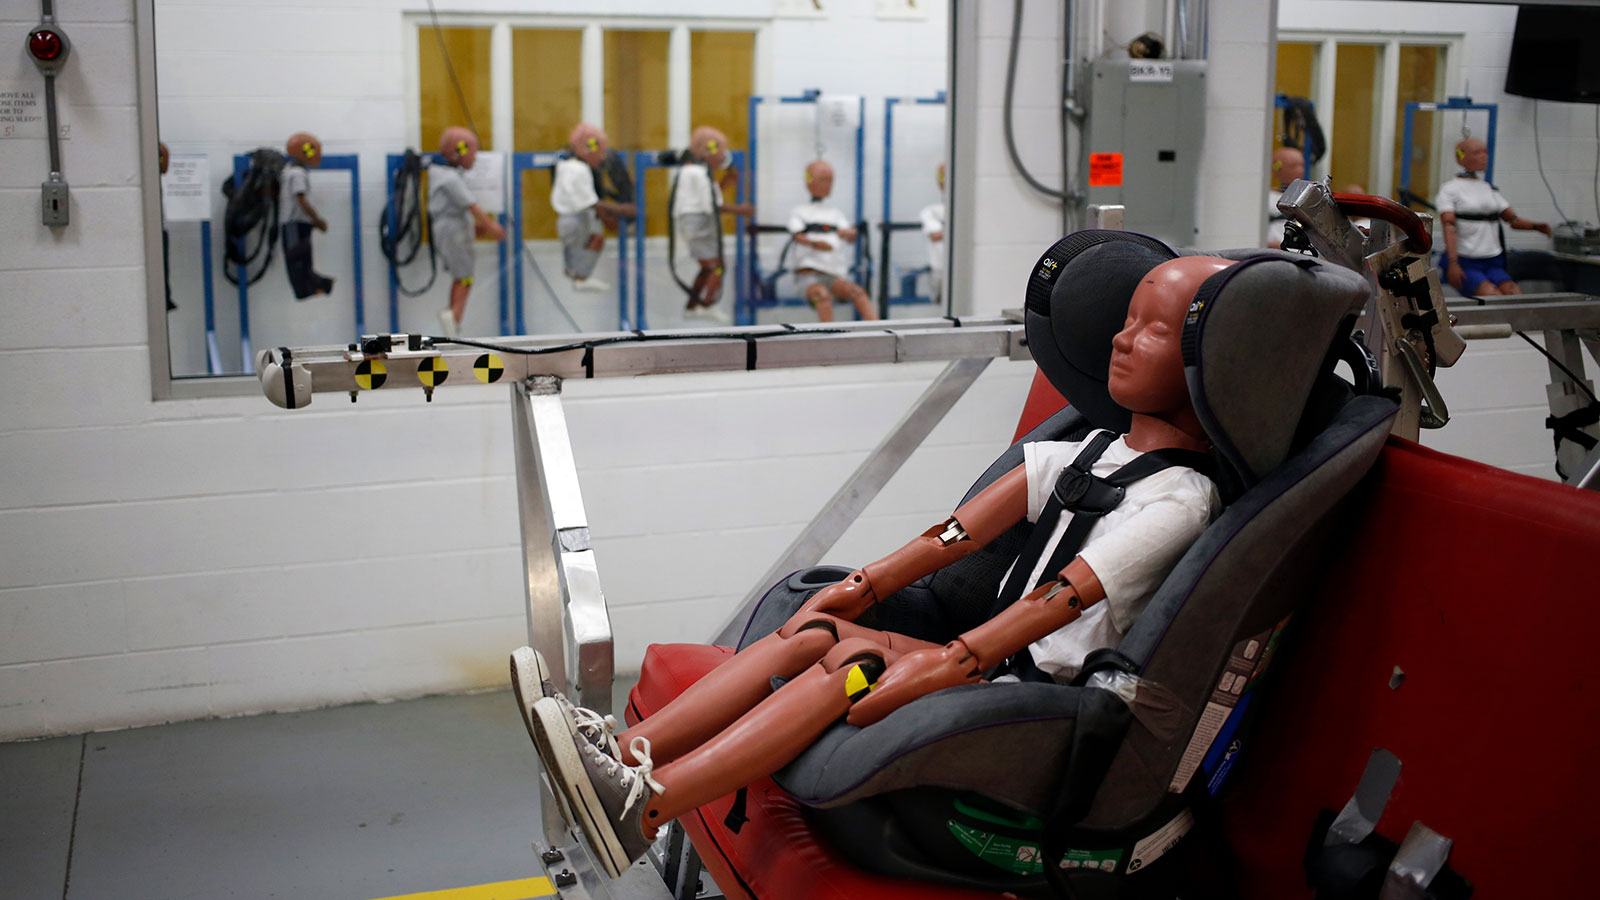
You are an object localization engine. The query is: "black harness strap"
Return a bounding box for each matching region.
[990,432,1213,624]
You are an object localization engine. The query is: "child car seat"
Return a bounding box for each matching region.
[702,230,1400,897]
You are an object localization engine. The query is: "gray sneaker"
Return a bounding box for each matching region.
[531,696,663,879]
[510,646,621,758]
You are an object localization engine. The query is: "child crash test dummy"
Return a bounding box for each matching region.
[512,254,1242,878]
[429,126,505,337]
[787,159,877,322]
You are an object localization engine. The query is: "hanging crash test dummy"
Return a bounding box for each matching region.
[1266,146,1304,250]
[787,160,876,322]
[669,125,755,322]
[1435,137,1552,297]
[429,126,505,338]
[280,133,335,299]
[552,123,636,293]
[511,255,1235,879]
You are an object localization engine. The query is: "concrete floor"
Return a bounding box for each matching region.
[0,690,572,900]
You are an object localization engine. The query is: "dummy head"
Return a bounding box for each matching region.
[286,132,323,168]
[804,160,834,200]
[1109,255,1235,436]
[438,126,481,169]
[1271,147,1305,188]
[1455,137,1488,173]
[690,125,731,169]
[570,123,609,167]
[158,141,169,176]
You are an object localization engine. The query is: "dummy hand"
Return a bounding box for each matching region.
[788,574,876,626]
[597,210,618,229]
[1535,222,1553,237]
[586,233,605,252]
[847,642,981,727]
[1446,261,1464,290]
[313,217,329,232]
[929,231,944,242]
[839,227,858,243]
[479,220,506,241]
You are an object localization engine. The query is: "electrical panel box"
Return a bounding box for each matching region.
[1081,59,1207,246]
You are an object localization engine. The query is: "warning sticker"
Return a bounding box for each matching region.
[1058,847,1123,873]
[473,353,504,384]
[354,359,387,390]
[416,356,449,387]
[1088,153,1123,187]
[1127,808,1193,873]
[946,819,1045,875]
[1169,616,1289,793]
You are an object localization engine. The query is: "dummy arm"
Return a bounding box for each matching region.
[1440,212,1464,288]
[1501,207,1553,236]
[848,557,1107,726]
[781,465,1029,632]
[295,193,327,232]
[469,203,506,241]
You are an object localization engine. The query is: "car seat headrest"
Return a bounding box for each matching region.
[1024,230,1179,433]
[1181,254,1372,496]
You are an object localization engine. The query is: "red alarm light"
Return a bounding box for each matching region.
[28,29,63,61]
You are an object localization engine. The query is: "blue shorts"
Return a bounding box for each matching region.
[1452,254,1511,297]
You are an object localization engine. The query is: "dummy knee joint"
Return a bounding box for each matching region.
[822,638,888,703]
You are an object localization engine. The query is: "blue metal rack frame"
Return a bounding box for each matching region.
[631,148,747,329]
[383,152,509,335]
[878,90,946,317]
[198,220,220,374]
[744,90,868,324]
[511,151,634,333]
[1400,96,1497,207]
[232,152,364,374]
[1273,93,1318,172]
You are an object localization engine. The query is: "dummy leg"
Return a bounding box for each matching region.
[830,277,877,321]
[449,279,470,323]
[694,260,723,307]
[1494,280,1521,295]
[806,283,836,322]
[529,637,910,876]
[619,614,938,766]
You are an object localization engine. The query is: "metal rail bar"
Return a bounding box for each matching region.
[257,316,1025,408]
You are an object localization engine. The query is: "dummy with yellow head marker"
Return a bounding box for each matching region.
[690,125,731,170]
[438,126,481,169]
[286,132,323,168]
[570,123,610,167]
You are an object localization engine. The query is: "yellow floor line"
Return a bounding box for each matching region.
[368,875,556,900]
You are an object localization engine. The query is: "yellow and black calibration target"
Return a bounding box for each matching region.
[354,359,387,390]
[473,353,505,384]
[844,661,883,703]
[416,356,450,388]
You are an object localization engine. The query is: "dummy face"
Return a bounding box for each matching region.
[1272,148,1304,187]
[1108,256,1234,417]
[1456,138,1488,173]
[158,142,169,176]
[692,127,731,169]
[805,161,834,199]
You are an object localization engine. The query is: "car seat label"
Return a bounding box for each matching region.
[946,819,1047,874]
[1127,808,1194,873]
[1058,846,1124,873]
[1169,616,1289,793]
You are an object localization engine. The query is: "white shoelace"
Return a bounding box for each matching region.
[571,705,621,758]
[609,735,666,816]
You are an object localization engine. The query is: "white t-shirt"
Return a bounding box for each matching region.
[427,163,475,243]
[550,157,599,216]
[280,164,312,225]
[1434,176,1510,259]
[670,163,722,217]
[786,201,853,278]
[1266,189,1286,247]
[1009,432,1220,682]
[920,202,946,276]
